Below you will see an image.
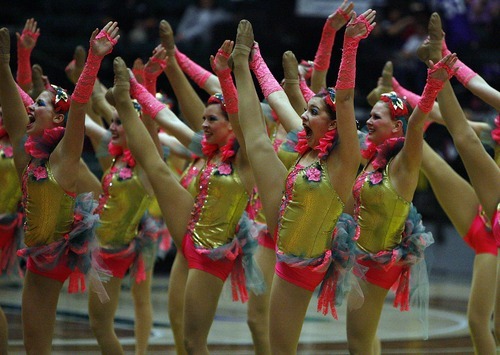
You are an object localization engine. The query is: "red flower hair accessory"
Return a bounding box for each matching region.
[207,93,227,113]
[379,92,408,121]
[48,84,71,114]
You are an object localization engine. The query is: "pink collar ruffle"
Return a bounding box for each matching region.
[295,128,337,159]
[201,134,238,163]
[361,137,405,171]
[108,142,136,167]
[24,127,65,159]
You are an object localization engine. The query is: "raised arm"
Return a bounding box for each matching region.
[249,41,302,133]
[16,18,40,94]
[210,39,249,160]
[333,10,375,170]
[53,21,119,173]
[310,0,354,93]
[392,54,457,199]
[128,68,196,148]
[0,27,32,173]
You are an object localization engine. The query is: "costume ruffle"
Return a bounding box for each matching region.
[317,213,357,318]
[355,204,434,338]
[99,214,159,284]
[195,212,265,303]
[17,193,111,302]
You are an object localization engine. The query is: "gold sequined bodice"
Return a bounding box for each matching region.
[191,160,249,249]
[277,160,344,258]
[22,160,75,247]
[96,163,152,247]
[353,162,411,253]
[0,146,21,214]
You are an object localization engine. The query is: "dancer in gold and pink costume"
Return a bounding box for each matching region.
[106,53,263,354]
[0,22,118,354]
[231,10,375,353]
[345,48,458,353]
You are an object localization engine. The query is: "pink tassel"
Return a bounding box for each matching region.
[230,256,248,303]
[392,266,410,311]
[317,269,339,319]
[135,257,147,283]
[68,270,86,293]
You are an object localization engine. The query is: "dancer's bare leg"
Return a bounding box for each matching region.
[167,252,189,355]
[247,245,275,355]
[21,271,64,355]
[89,276,124,355]
[0,307,8,354]
[131,269,154,355]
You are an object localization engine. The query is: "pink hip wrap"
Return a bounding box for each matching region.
[354,258,404,290]
[27,255,83,284]
[182,234,236,281]
[464,212,498,255]
[96,247,136,279]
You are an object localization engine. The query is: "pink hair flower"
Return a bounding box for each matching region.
[3,146,13,158]
[217,163,232,175]
[32,166,48,181]
[368,171,383,185]
[118,167,133,180]
[305,167,321,182]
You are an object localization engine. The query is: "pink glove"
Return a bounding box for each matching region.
[313,19,337,71]
[16,28,40,86]
[175,48,212,88]
[71,29,118,104]
[249,42,283,98]
[299,77,315,102]
[335,14,374,90]
[129,75,166,118]
[144,56,167,95]
[418,58,456,113]
[211,49,238,114]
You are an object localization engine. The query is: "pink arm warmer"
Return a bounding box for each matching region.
[144,56,167,95]
[313,20,336,72]
[217,68,238,114]
[71,31,117,104]
[249,43,283,99]
[175,48,212,88]
[16,30,39,86]
[129,76,165,118]
[16,82,34,107]
[442,40,477,87]
[299,77,315,102]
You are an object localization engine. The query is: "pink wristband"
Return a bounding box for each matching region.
[391,78,420,108]
[335,15,373,90]
[130,76,166,118]
[16,82,34,107]
[175,48,211,88]
[144,56,166,95]
[313,21,336,72]
[249,43,283,99]
[217,68,238,114]
[300,78,314,102]
[418,60,456,113]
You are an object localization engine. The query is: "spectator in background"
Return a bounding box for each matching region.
[175,0,233,55]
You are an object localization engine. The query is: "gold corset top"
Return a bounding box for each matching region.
[354,162,411,253]
[96,164,152,247]
[23,160,75,247]
[191,160,249,249]
[277,160,344,258]
[0,147,21,214]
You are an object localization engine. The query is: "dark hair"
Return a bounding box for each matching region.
[314,87,337,120]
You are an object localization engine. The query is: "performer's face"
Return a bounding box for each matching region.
[26,91,62,136]
[301,97,335,148]
[366,101,401,145]
[202,104,232,147]
[110,115,127,148]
